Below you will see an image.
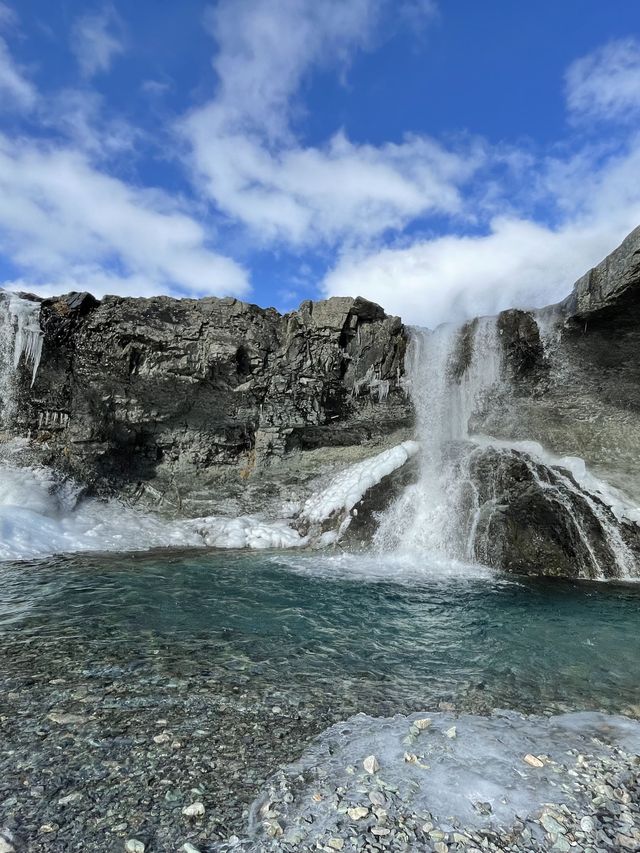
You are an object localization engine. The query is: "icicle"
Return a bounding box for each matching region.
[9,295,43,386]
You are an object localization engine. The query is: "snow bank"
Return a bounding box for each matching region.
[301,441,419,524]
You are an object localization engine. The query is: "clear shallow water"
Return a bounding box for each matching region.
[1,549,639,716]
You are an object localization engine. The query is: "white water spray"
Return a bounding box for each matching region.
[374,318,504,559]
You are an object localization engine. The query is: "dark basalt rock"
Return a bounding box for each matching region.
[465,447,640,579]
[10,293,413,517]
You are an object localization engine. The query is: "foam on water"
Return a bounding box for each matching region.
[273,550,497,587]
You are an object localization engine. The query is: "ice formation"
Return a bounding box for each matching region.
[3,294,43,386]
[0,459,312,562]
[247,710,640,846]
[301,441,419,524]
[0,439,422,562]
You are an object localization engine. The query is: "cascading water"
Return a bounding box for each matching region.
[374,317,504,560]
[375,316,639,579]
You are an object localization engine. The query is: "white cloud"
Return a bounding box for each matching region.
[181,0,476,249]
[323,137,640,327]
[0,37,36,109]
[71,7,125,78]
[566,38,640,123]
[43,88,139,158]
[0,135,249,299]
[0,6,36,112]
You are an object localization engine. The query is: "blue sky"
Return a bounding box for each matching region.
[1,1,640,326]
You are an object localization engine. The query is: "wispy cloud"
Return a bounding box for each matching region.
[70,6,126,78]
[0,7,36,111]
[0,134,249,299]
[323,136,640,326]
[181,0,475,250]
[566,38,640,123]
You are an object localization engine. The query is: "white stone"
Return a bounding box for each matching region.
[523,753,544,768]
[363,755,380,774]
[444,726,457,739]
[124,841,145,853]
[153,732,170,744]
[347,806,369,820]
[57,792,83,805]
[180,844,201,853]
[182,802,205,819]
[580,816,595,833]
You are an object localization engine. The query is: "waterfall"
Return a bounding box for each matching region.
[375,316,639,579]
[374,317,504,560]
[0,293,43,428]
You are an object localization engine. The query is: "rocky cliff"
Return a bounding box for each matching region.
[0,292,412,518]
[462,225,640,578]
[2,226,640,579]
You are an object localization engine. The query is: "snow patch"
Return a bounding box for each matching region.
[301,441,419,524]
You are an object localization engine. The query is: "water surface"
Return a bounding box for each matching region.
[2,549,639,716]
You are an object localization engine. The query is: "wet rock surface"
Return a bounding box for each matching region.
[465,446,640,579]
[3,294,411,518]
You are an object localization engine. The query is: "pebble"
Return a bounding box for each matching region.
[444,726,457,739]
[523,753,544,768]
[153,732,171,744]
[57,791,83,805]
[368,791,386,806]
[347,806,369,820]
[540,812,565,835]
[181,802,205,819]
[363,755,380,774]
[180,844,201,853]
[124,841,145,853]
[46,711,87,725]
[327,839,344,850]
[580,816,595,833]
[414,718,431,730]
[0,840,13,853]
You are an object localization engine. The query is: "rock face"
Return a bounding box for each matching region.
[3,227,640,579]
[2,293,411,517]
[463,446,640,580]
[456,225,640,577]
[483,225,640,505]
